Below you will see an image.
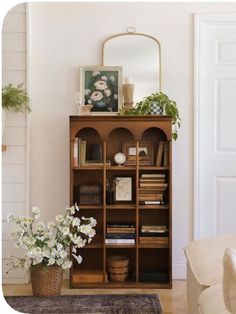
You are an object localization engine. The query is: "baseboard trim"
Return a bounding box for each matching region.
[173,263,186,280]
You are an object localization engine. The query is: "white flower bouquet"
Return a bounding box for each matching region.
[7,205,96,272]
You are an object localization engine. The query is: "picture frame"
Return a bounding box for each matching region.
[114,177,132,202]
[80,66,123,115]
[122,141,154,165]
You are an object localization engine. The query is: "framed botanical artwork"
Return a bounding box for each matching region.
[122,141,154,165]
[114,177,132,202]
[80,66,122,115]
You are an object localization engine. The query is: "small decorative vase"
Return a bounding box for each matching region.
[30,265,63,297]
[150,102,163,115]
[79,105,93,115]
[93,101,107,111]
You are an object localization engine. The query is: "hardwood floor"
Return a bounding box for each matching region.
[3,280,188,314]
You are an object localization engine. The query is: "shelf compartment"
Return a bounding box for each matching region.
[106,248,136,283]
[139,248,169,283]
[71,269,106,284]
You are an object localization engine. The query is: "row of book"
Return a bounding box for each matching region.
[139,173,167,204]
[105,222,135,244]
[155,141,169,166]
[105,223,168,245]
[140,225,169,244]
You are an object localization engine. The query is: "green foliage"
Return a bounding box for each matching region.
[2,84,31,113]
[120,92,181,140]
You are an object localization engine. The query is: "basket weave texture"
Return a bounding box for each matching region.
[107,255,129,282]
[30,265,63,297]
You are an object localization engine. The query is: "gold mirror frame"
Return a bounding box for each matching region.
[101,27,162,92]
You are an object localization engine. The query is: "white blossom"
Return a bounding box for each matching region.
[104,89,111,97]
[7,213,15,222]
[72,254,82,264]
[32,207,40,219]
[94,80,108,91]
[90,91,103,102]
[109,75,115,82]
[92,71,100,77]
[85,89,91,96]
[101,75,107,81]
[6,205,96,272]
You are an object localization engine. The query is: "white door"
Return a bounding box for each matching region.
[194,14,236,239]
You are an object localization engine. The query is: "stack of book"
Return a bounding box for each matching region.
[139,225,168,244]
[139,173,167,204]
[105,222,135,245]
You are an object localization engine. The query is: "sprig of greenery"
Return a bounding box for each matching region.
[121,92,181,140]
[2,83,31,113]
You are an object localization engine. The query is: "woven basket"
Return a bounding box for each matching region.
[107,255,129,282]
[30,265,63,297]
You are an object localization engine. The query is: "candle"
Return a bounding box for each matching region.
[124,76,133,84]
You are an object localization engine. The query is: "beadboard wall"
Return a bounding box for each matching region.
[2,3,29,284]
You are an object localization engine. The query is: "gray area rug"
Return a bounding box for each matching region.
[5,294,162,314]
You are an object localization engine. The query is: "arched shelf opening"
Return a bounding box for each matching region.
[76,127,102,161]
[141,127,168,165]
[107,128,134,165]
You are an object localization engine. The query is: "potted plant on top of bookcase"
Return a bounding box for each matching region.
[120,92,181,140]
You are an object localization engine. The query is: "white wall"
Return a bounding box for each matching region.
[2,3,29,283]
[28,2,236,279]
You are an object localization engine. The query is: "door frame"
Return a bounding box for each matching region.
[194,13,236,239]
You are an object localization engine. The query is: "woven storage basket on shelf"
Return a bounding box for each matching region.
[107,255,129,282]
[30,265,63,297]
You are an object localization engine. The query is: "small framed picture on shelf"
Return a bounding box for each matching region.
[80,66,123,115]
[114,177,132,202]
[122,141,154,165]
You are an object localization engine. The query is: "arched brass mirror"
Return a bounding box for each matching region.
[102,27,161,104]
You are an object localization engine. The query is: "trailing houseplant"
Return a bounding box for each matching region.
[7,205,96,297]
[2,84,31,140]
[2,83,31,113]
[120,92,181,140]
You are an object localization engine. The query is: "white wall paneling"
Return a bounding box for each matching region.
[2,3,29,284]
[194,14,236,239]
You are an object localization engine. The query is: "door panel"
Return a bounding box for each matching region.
[195,14,236,238]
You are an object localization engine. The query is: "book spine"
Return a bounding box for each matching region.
[106,228,135,233]
[141,174,165,178]
[80,140,86,166]
[106,224,135,228]
[78,138,81,166]
[155,141,165,166]
[106,233,135,239]
[105,239,135,244]
[163,141,169,167]
[73,137,78,167]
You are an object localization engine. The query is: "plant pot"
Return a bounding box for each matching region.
[30,265,63,297]
[149,102,163,115]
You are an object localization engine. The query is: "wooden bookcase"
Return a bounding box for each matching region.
[69,115,172,288]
